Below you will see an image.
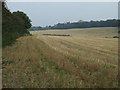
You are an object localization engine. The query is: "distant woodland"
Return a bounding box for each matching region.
[2,2,31,47]
[29,19,118,31]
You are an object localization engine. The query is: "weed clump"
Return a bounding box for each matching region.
[113,36,119,38]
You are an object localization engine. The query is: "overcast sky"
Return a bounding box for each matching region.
[7,2,118,26]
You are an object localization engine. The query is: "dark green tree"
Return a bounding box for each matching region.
[2,2,32,47]
[13,11,32,29]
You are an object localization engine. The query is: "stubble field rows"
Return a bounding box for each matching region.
[3,27,118,88]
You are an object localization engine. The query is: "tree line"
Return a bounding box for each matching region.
[29,19,118,31]
[2,1,32,47]
[51,19,118,29]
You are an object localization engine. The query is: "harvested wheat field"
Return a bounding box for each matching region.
[2,27,118,88]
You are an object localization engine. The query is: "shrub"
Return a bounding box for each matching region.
[113,36,119,38]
